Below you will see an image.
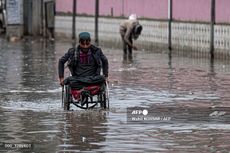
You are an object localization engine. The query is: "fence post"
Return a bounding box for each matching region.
[168,0,172,50]
[210,0,215,59]
[95,0,99,46]
[72,0,77,44]
[122,0,124,16]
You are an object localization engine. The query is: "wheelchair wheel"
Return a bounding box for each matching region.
[64,85,71,110]
[99,83,109,109]
[99,93,107,109]
[99,90,109,109]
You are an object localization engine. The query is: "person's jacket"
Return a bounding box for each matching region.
[58,45,108,78]
[119,19,139,45]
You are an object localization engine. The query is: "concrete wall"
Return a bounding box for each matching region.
[55,0,230,59]
[32,0,42,35]
[55,16,230,58]
[6,0,23,38]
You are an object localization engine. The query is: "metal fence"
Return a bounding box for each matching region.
[55,0,230,58]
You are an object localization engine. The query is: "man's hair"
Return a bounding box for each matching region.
[134,24,142,35]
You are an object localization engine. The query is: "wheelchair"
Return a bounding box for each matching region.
[62,79,109,110]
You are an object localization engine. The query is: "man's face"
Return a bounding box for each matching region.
[79,40,91,49]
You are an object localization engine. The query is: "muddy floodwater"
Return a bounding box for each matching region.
[0,37,230,153]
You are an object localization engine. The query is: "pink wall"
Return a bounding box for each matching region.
[99,0,123,16]
[124,0,168,19]
[173,0,211,22]
[99,0,168,19]
[216,0,230,23]
[77,0,95,15]
[56,0,167,19]
[56,0,72,13]
[56,0,230,23]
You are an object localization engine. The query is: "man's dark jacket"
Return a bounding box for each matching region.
[58,45,108,78]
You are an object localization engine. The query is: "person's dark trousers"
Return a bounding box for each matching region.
[121,36,127,55]
[121,36,133,55]
[128,36,133,55]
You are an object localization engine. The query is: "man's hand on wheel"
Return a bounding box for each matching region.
[59,77,64,86]
[105,76,109,84]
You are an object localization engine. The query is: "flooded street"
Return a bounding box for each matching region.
[1,36,230,153]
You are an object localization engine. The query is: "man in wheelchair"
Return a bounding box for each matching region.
[58,32,109,109]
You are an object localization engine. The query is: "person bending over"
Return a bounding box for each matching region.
[119,14,143,58]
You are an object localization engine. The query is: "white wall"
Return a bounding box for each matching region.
[55,16,230,58]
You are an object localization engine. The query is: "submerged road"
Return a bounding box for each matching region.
[0,37,230,152]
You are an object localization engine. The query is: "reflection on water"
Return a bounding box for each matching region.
[1,38,230,152]
[57,111,107,152]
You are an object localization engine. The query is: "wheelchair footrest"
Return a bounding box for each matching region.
[71,85,101,101]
